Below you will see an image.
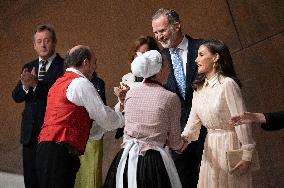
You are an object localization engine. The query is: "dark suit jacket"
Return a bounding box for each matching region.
[262,111,284,131]
[12,54,64,145]
[163,35,206,157]
[163,35,202,128]
[91,74,106,105]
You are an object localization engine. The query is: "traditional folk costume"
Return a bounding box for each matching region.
[104,50,184,188]
[37,68,124,188]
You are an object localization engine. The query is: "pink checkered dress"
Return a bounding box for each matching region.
[123,82,184,154]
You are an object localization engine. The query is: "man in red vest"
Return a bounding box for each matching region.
[36,45,125,188]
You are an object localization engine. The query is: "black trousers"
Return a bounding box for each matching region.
[36,141,80,188]
[23,142,39,188]
[173,126,207,188]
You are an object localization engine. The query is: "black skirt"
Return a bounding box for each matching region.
[104,148,172,188]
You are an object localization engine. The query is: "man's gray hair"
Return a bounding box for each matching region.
[34,24,56,42]
[152,8,180,25]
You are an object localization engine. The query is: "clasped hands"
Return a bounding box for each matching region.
[20,67,38,90]
[114,83,130,105]
[175,136,189,154]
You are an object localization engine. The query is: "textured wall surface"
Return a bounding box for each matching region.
[0,0,283,187]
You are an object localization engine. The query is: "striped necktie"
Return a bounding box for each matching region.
[172,48,186,99]
[38,60,47,81]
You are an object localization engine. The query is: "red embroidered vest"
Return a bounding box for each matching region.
[38,71,92,154]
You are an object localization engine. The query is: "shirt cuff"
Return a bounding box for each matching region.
[89,122,107,140]
[114,102,122,112]
[242,149,253,161]
[32,85,37,92]
[22,85,29,94]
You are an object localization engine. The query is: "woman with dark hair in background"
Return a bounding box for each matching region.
[119,36,160,88]
[115,36,160,138]
[182,39,257,187]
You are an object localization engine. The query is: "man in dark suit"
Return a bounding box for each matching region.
[91,72,107,104]
[12,24,64,188]
[152,8,207,187]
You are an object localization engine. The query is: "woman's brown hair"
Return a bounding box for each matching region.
[193,39,242,90]
[129,36,160,62]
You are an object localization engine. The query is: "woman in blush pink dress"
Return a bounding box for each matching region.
[182,39,257,188]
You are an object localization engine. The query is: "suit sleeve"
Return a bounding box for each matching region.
[12,64,32,103]
[261,111,284,130]
[97,79,106,105]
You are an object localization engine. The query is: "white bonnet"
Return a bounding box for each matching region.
[131,50,162,78]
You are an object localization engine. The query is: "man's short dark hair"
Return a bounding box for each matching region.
[64,47,92,69]
[34,24,57,42]
[152,8,180,25]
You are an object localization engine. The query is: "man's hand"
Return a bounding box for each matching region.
[20,68,31,90]
[20,67,38,89]
[229,112,266,126]
[29,67,38,87]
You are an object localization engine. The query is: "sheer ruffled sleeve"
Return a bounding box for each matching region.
[224,79,256,161]
[181,92,202,143]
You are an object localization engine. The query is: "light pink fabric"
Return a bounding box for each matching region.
[182,75,256,188]
[123,82,184,155]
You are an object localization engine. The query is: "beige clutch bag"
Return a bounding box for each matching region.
[226,149,260,174]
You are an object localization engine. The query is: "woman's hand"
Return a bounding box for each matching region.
[175,137,189,154]
[181,134,190,143]
[120,83,130,91]
[114,83,130,105]
[231,160,251,176]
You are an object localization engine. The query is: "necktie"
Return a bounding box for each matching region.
[172,48,186,99]
[38,60,47,81]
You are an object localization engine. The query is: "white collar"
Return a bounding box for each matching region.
[39,53,56,64]
[66,67,87,79]
[205,74,219,88]
[169,36,188,53]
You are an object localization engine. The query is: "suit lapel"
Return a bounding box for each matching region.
[33,55,58,81]
[163,48,184,100]
[44,54,59,81]
[185,35,198,97]
[164,48,174,77]
[34,60,40,76]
